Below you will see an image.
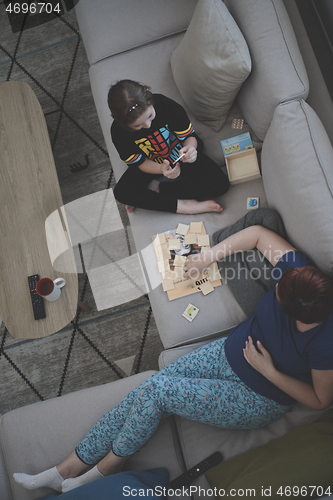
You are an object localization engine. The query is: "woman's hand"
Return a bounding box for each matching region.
[243,336,276,379]
[177,145,197,164]
[244,337,333,410]
[161,159,181,179]
[183,251,214,279]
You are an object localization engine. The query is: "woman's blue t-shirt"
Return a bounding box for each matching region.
[225,250,333,405]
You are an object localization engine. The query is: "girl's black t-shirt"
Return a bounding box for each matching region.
[111,94,197,168]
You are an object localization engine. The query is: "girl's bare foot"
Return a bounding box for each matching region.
[176,199,223,214]
[125,205,135,213]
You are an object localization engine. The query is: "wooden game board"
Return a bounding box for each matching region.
[152,221,222,301]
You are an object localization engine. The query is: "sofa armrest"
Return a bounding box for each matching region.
[0,371,185,500]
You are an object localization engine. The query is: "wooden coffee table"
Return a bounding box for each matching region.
[0,81,78,339]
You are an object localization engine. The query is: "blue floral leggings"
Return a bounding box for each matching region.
[75,337,290,464]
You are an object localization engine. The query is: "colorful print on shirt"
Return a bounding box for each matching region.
[111,94,197,169]
[126,124,194,165]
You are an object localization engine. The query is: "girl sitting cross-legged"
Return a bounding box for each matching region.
[108,79,230,215]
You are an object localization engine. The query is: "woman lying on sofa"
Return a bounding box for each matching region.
[109,79,229,214]
[14,224,333,494]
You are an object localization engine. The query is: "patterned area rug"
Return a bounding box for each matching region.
[0,1,163,414]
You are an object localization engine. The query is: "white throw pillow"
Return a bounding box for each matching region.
[171,0,251,132]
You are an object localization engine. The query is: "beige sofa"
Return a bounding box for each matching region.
[1,1,333,499]
[74,0,333,350]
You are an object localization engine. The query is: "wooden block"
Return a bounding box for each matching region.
[247,197,259,210]
[184,233,197,245]
[170,276,195,291]
[194,274,209,287]
[153,233,166,245]
[176,223,189,236]
[199,280,214,295]
[231,118,244,129]
[161,270,173,280]
[171,267,185,280]
[155,243,171,262]
[197,234,210,247]
[162,278,175,291]
[158,260,170,273]
[189,221,204,233]
[174,255,187,267]
[182,303,200,322]
[168,238,181,251]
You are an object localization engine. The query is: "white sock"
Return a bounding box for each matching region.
[13,466,64,492]
[62,465,104,492]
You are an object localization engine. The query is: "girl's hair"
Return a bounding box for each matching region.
[107,80,154,129]
[277,266,333,324]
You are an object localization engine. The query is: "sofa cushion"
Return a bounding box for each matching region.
[40,468,169,500]
[205,410,333,500]
[0,372,185,500]
[170,0,251,132]
[224,0,309,140]
[262,99,333,275]
[75,0,198,65]
[283,0,333,146]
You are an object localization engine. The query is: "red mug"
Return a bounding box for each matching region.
[36,277,66,301]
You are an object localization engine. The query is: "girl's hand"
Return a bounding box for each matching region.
[161,160,181,179]
[178,146,197,164]
[183,251,214,279]
[243,337,276,379]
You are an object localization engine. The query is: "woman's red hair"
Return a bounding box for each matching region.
[277,266,333,324]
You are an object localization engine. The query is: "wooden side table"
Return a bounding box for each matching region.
[0,81,78,339]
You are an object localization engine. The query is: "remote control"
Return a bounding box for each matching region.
[169,451,223,489]
[28,274,46,320]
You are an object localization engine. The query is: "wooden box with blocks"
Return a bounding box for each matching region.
[152,222,222,301]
